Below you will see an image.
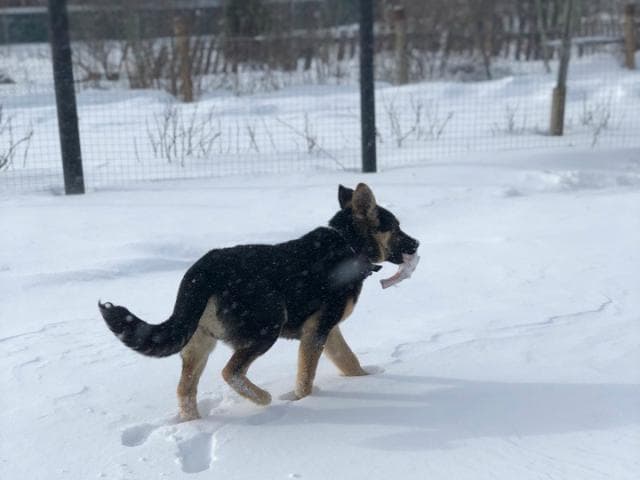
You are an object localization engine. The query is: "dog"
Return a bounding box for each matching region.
[99,183,419,421]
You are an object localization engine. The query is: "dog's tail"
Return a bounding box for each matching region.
[99,267,211,358]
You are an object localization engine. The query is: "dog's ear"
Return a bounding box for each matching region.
[338,184,354,209]
[352,183,377,224]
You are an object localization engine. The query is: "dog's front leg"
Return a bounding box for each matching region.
[295,313,330,400]
[324,326,368,376]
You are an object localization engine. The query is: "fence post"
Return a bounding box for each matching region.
[174,14,194,102]
[393,5,409,85]
[48,0,84,194]
[359,0,377,173]
[550,0,574,136]
[2,13,9,45]
[623,3,636,70]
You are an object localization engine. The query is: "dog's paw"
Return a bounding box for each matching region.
[179,396,202,422]
[179,410,202,422]
[279,386,320,402]
[278,390,299,401]
[294,384,312,400]
[340,366,370,376]
[361,365,385,375]
[253,389,272,406]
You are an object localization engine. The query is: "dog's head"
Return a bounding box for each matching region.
[331,183,419,265]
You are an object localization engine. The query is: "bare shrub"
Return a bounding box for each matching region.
[382,95,414,147]
[124,22,221,101]
[275,115,345,168]
[579,94,614,147]
[126,38,171,91]
[145,102,220,166]
[413,97,454,141]
[382,94,453,147]
[245,122,260,153]
[491,104,529,135]
[276,115,319,154]
[260,117,279,152]
[302,114,319,154]
[73,40,127,86]
[0,106,33,171]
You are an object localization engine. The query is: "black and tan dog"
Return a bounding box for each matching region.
[99,183,419,420]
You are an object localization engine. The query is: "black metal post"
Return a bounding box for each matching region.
[359,0,377,173]
[48,0,84,194]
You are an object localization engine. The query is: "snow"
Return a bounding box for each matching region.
[2,145,639,479]
[1,49,640,479]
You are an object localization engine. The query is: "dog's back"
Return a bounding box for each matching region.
[101,226,372,355]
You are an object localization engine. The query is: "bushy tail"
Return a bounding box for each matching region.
[99,302,194,357]
[99,265,211,357]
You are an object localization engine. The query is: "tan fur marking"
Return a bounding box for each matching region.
[324,326,368,376]
[295,312,324,399]
[198,296,227,339]
[341,297,355,322]
[177,327,217,420]
[373,231,392,262]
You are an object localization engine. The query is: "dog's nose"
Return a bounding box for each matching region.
[404,238,419,255]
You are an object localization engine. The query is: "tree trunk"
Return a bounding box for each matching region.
[550,0,575,136]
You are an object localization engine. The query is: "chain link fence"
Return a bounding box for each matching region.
[1,0,639,193]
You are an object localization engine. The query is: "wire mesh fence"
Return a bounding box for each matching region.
[1,0,639,194]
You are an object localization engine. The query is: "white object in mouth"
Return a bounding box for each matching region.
[380,252,420,289]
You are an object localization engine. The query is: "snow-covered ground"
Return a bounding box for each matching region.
[1,144,639,479]
[1,41,639,479]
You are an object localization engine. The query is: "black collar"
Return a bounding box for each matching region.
[326,226,382,275]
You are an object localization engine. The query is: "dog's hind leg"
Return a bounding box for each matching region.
[222,340,275,406]
[177,327,217,421]
[324,326,368,376]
